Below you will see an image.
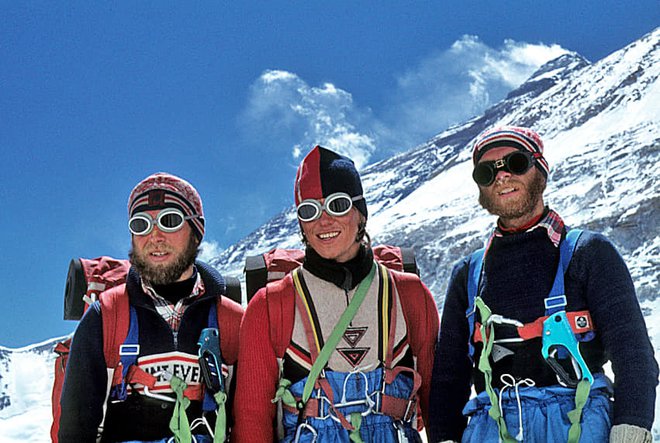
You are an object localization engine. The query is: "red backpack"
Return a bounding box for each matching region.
[51,257,242,443]
[244,245,419,302]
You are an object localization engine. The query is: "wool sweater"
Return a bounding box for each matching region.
[427,227,658,442]
[57,261,243,443]
[232,246,439,442]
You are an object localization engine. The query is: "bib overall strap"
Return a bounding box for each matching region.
[466,247,485,363]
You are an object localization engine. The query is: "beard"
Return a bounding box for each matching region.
[479,169,546,220]
[129,233,199,285]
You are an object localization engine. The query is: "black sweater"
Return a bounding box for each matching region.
[428,228,658,441]
[58,261,230,442]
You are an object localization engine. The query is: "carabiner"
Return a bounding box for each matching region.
[541,311,594,387]
[293,422,318,443]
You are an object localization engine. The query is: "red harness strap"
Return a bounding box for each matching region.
[473,310,594,343]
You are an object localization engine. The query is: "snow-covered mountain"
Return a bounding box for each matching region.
[1,28,658,442]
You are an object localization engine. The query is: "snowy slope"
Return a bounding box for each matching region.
[1,27,659,442]
[0,338,65,442]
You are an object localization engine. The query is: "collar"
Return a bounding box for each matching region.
[141,265,205,305]
[303,244,374,291]
[491,207,565,247]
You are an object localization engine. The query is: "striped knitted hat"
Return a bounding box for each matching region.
[128,172,205,240]
[472,126,549,178]
[294,145,368,219]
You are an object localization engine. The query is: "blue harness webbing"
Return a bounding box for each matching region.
[111,300,223,409]
[465,228,583,362]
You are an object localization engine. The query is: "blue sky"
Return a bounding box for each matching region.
[1,1,658,347]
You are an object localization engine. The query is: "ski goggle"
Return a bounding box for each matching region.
[128,208,198,236]
[296,192,364,222]
[472,151,537,186]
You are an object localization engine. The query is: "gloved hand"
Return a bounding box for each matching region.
[609,424,652,443]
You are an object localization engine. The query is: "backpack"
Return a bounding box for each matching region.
[51,256,242,443]
[244,244,419,302]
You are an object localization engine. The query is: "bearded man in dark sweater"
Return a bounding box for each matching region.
[428,126,657,443]
[58,173,243,442]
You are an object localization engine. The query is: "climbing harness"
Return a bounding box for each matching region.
[466,229,597,442]
[274,263,422,442]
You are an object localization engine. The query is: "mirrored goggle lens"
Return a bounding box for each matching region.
[129,216,151,235]
[296,202,321,222]
[159,211,185,231]
[128,209,187,235]
[325,194,353,216]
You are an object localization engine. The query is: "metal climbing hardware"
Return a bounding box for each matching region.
[542,311,594,388]
[198,328,224,394]
[486,314,525,344]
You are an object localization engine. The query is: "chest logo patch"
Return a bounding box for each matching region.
[342,326,368,347]
[338,326,369,367]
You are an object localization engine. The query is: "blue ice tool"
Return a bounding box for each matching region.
[198,328,225,393]
[541,311,594,388]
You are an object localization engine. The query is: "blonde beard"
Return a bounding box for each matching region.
[478,169,546,220]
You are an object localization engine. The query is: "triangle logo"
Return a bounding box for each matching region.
[337,347,369,367]
[343,326,368,348]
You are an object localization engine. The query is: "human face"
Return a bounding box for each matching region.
[129,209,198,285]
[477,147,546,229]
[301,201,362,263]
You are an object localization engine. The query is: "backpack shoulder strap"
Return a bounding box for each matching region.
[544,228,584,315]
[466,247,485,362]
[265,274,296,358]
[390,270,435,356]
[215,295,245,365]
[561,229,583,271]
[99,284,130,368]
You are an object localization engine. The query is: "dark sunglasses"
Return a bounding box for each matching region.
[472,151,537,186]
[128,208,198,236]
[296,192,364,222]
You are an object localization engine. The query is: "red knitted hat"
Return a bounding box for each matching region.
[128,172,205,240]
[472,126,549,178]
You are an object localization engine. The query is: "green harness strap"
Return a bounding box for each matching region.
[302,263,375,443]
[273,263,376,443]
[213,390,227,443]
[474,297,516,443]
[169,375,192,443]
[475,296,592,443]
[567,379,591,443]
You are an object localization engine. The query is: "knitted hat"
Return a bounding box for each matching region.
[472,126,549,178]
[294,145,368,219]
[128,172,205,240]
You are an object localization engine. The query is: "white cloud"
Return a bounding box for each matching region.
[198,240,223,262]
[242,69,376,169]
[386,36,569,146]
[241,37,569,166]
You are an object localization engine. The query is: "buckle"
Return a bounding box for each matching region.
[544,295,567,310]
[119,344,140,356]
[403,397,417,422]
